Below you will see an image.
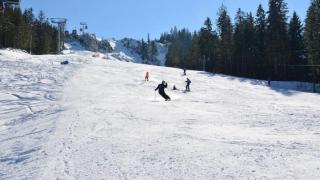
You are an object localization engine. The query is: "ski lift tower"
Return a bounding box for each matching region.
[51,18,67,54]
[80,22,88,35]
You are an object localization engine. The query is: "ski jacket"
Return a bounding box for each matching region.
[186,79,191,85]
[155,83,168,94]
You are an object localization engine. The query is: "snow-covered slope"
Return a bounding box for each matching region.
[66,37,168,65]
[0,48,90,179]
[1,48,320,179]
[108,38,168,65]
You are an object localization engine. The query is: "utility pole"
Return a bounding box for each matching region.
[29,23,33,54]
[203,55,206,72]
[51,18,67,54]
[313,66,316,93]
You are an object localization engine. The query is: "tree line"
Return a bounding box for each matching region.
[0,7,58,54]
[138,34,159,65]
[162,0,320,83]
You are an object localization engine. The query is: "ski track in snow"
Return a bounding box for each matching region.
[1,48,320,179]
[0,50,88,179]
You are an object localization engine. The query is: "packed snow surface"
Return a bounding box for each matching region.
[0,48,320,180]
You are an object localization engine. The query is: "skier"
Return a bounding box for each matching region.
[145,72,149,81]
[183,67,186,76]
[185,78,191,92]
[155,81,171,101]
[173,85,178,90]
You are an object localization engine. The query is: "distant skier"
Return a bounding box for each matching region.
[185,78,191,92]
[173,85,178,90]
[183,67,186,76]
[267,76,272,86]
[145,72,149,81]
[155,81,171,101]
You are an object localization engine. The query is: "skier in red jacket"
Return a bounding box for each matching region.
[145,72,149,81]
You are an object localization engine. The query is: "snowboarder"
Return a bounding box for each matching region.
[185,78,191,92]
[155,81,171,101]
[145,72,149,81]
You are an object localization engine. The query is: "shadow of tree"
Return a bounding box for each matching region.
[196,71,319,96]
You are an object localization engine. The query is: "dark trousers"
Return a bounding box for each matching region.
[186,84,190,91]
[160,92,170,100]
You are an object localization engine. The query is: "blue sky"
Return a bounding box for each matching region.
[21,0,310,40]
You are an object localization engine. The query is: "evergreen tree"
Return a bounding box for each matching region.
[288,12,305,66]
[146,33,151,60]
[233,8,246,75]
[305,0,320,66]
[187,32,202,70]
[305,0,320,84]
[0,8,58,54]
[150,40,158,64]
[233,10,256,77]
[243,13,256,77]
[1,7,15,48]
[204,17,213,31]
[0,11,4,48]
[266,0,289,80]
[165,28,192,68]
[288,12,306,80]
[22,8,35,53]
[255,4,267,78]
[289,12,304,63]
[140,39,148,63]
[216,6,233,74]
[199,17,216,71]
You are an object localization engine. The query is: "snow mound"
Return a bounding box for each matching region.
[63,41,86,54]
[0,48,31,60]
[108,52,134,62]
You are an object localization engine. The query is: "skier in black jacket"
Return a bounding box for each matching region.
[155,81,171,101]
[185,78,191,92]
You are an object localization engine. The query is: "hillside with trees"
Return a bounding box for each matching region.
[0,7,58,54]
[163,0,320,85]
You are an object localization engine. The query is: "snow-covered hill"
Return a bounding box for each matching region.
[108,38,168,65]
[66,36,168,65]
[1,48,320,179]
